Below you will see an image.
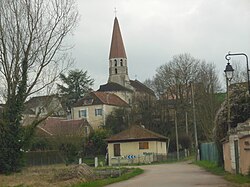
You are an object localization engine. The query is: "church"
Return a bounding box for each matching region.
[72,17,155,130]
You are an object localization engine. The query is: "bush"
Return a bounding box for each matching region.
[83,129,109,156]
[59,143,78,165]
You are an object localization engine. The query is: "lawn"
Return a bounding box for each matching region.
[195,160,250,186]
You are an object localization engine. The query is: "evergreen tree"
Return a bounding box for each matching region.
[57,70,94,109]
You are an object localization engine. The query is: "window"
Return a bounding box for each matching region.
[114,59,117,66]
[83,99,93,105]
[114,144,120,156]
[79,109,87,118]
[120,59,123,66]
[139,142,149,149]
[115,68,117,74]
[95,108,102,116]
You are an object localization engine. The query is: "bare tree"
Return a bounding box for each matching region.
[230,60,248,84]
[0,0,79,173]
[150,54,221,141]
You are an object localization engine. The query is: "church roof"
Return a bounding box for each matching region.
[130,80,155,96]
[109,17,127,59]
[106,125,168,143]
[98,82,133,92]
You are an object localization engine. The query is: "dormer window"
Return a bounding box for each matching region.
[83,99,93,105]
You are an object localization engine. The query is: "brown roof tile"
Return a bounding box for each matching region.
[74,92,129,107]
[106,125,168,142]
[109,17,127,59]
[38,118,90,136]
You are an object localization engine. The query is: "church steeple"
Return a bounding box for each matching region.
[109,17,127,59]
[108,17,130,87]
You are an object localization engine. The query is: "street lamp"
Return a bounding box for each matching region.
[224,61,234,132]
[225,52,250,94]
[224,62,234,81]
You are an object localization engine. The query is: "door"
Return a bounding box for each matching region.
[234,140,239,174]
[114,144,121,156]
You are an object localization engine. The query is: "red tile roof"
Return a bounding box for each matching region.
[106,125,168,143]
[74,92,129,107]
[35,117,90,136]
[93,92,128,106]
[109,17,127,59]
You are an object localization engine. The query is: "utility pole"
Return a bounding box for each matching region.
[191,82,199,160]
[226,78,231,132]
[185,112,188,135]
[175,110,179,160]
[185,111,189,157]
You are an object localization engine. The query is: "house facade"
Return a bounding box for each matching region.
[222,119,250,175]
[106,125,169,166]
[72,92,129,129]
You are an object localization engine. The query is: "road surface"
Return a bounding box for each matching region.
[105,162,232,187]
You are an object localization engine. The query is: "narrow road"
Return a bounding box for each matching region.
[106,162,232,187]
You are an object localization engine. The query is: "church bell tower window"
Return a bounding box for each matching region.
[114,59,117,67]
[120,59,123,66]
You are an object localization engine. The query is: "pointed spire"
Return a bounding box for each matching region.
[109,17,127,59]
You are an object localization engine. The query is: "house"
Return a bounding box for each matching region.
[72,92,129,129]
[23,95,67,118]
[22,116,92,140]
[106,125,169,166]
[222,118,250,175]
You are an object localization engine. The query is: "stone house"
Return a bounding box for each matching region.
[106,125,169,166]
[72,91,129,130]
[222,118,250,175]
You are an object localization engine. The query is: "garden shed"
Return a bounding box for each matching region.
[106,125,169,166]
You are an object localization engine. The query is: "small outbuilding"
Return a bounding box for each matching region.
[222,119,250,175]
[106,125,169,166]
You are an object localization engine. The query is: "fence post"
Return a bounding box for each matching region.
[95,157,98,168]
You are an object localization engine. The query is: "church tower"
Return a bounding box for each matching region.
[108,17,130,88]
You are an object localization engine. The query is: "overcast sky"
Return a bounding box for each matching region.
[70,0,250,90]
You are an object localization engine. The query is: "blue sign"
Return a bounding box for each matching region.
[127,155,136,159]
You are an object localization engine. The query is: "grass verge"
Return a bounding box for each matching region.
[195,160,250,184]
[72,168,143,187]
